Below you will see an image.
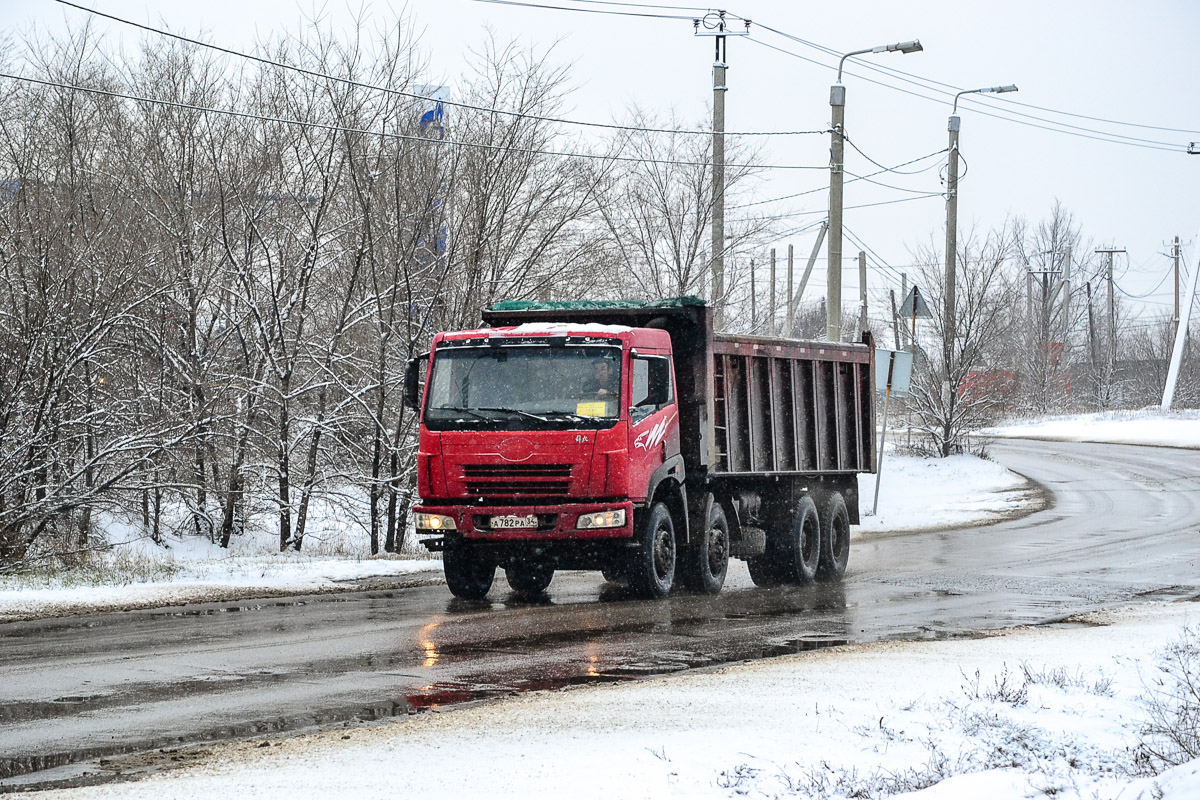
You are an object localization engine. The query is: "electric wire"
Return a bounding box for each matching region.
[731,147,947,209]
[753,21,1200,137]
[0,71,834,170]
[746,32,1187,153]
[53,0,824,138]
[462,0,697,19]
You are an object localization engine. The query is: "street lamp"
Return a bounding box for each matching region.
[943,84,1017,370]
[827,39,923,342]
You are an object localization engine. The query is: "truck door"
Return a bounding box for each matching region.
[627,353,679,501]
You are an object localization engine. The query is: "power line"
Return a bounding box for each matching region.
[0,71,833,170]
[755,22,1200,137]
[731,147,947,209]
[747,29,1188,153]
[462,0,697,20]
[53,0,823,139]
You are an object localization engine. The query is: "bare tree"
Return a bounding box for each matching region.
[907,224,1020,456]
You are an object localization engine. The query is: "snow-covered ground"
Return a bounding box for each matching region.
[986,408,1200,448]
[12,412,1200,799]
[0,451,1034,622]
[32,600,1200,800]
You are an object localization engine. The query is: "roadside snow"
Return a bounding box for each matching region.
[985,408,1200,448]
[857,451,1034,532]
[0,451,1034,622]
[31,600,1200,800]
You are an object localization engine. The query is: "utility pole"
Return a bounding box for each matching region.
[695,12,748,330]
[790,220,828,323]
[1163,231,1200,410]
[749,258,756,331]
[858,251,868,336]
[828,81,846,342]
[827,39,923,343]
[943,84,1017,379]
[786,244,795,336]
[1086,281,1100,406]
[1095,247,1126,381]
[1174,236,1182,339]
[944,112,961,374]
[769,248,777,336]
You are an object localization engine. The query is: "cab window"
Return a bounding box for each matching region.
[631,355,673,423]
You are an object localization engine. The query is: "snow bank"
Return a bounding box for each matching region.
[32,600,1200,800]
[985,408,1200,449]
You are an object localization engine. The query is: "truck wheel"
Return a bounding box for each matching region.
[443,540,495,600]
[626,502,676,599]
[776,496,821,585]
[505,563,554,596]
[678,500,729,594]
[816,491,850,581]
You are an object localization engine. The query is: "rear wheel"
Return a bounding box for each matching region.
[776,496,821,585]
[505,563,554,596]
[626,502,676,599]
[678,499,729,594]
[816,491,851,581]
[443,540,495,600]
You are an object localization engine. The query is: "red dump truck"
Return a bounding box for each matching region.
[404,298,875,600]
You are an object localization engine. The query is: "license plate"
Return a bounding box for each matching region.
[490,514,538,530]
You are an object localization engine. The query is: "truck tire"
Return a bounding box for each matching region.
[626,502,676,599]
[443,540,495,600]
[776,495,821,585]
[816,491,850,581]
[678,500,729,594]
[505,563,554,596]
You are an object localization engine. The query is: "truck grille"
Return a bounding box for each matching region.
[461,463,572,497]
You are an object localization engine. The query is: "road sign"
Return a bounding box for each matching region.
[874,349,913,399]
[898,286,932,319]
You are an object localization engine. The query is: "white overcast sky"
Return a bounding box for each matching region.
[4,0,1199,321]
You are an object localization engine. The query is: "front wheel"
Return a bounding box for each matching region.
[816,491,850,581]
[678,499,729,594]
[443,540,495,600]
[505,563,554,596]
[626,502,676,599]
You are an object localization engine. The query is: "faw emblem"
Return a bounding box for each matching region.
[634,413,676,451]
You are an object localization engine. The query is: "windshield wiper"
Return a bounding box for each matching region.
[476,406,550,422]
[431,405,494,422]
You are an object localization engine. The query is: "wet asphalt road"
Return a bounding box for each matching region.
[2,438,1199,789]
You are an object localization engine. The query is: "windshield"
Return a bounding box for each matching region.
[424,344,622,431]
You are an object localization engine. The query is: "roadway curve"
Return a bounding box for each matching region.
[2,438,1198,790]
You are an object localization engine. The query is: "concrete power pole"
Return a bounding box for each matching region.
[769,248,777,336]
[1174,236,1182,339]
[786,244,795,336]
[695,13,748,330]
[858,251,868,336]
[827,84,846,342]
[1095,247,1126,381]
[944,113,961,375]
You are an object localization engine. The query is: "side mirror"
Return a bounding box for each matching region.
[403,353,429,411]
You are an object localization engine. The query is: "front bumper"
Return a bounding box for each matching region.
[413,500,635,541]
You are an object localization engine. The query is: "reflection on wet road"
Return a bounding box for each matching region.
[1,439,1198,789]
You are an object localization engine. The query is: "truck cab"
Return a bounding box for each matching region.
[408,323,685,598]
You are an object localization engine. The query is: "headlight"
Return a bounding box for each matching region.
[576,509,626,529]
[415,513,457,531]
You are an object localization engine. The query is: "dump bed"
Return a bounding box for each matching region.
[481,297,875,478]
